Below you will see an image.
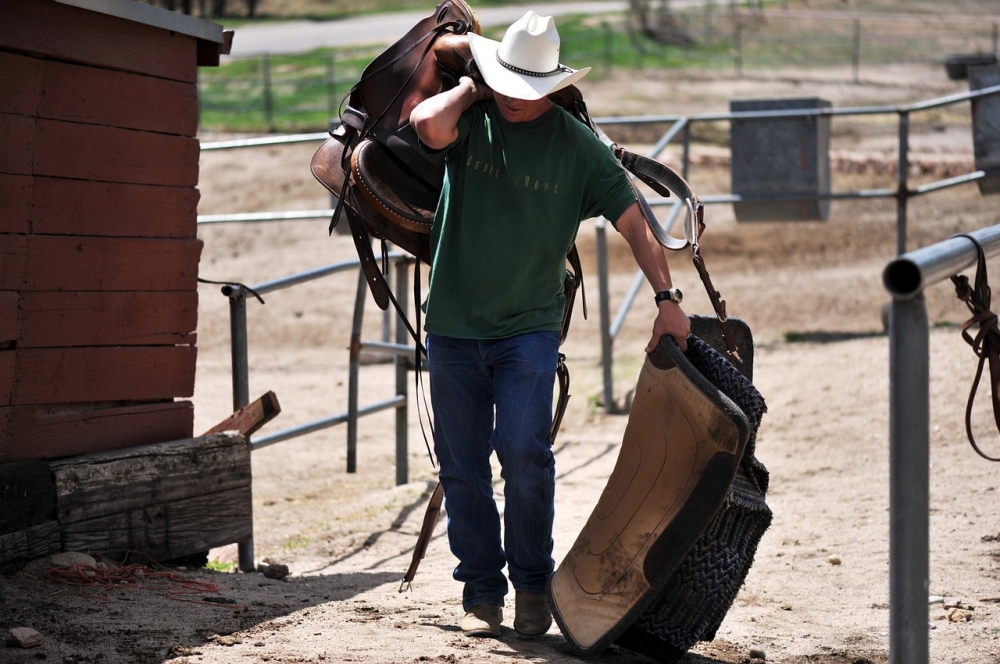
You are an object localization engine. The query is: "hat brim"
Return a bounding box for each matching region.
[468,33,590,101]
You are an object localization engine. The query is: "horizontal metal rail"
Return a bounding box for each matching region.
[882,223,1000,664]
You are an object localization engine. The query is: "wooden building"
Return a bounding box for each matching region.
[0,0,251,569]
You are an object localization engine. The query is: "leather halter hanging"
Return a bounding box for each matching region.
[950,233,1000,462]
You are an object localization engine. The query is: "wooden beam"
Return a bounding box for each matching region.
[51,433,250,524]
[59,486,252,562]
[0,521,60,567]
[52,434,252,561]
[203,391,281,437]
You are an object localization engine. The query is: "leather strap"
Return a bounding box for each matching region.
[950,234,1000,462]
[400,482,445,591]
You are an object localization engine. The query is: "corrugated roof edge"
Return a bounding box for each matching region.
[55,0,224,43]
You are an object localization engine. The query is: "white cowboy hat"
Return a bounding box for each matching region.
[468,11,591,101]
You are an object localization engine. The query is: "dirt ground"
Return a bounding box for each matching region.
[3,58,1000,664]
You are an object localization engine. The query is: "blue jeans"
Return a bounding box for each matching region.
[426,331,560,611]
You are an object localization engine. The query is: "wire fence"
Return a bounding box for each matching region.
[197,8,1000,132]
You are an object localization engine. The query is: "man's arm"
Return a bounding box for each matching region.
[410,76,492,150]
[615,201,691,352]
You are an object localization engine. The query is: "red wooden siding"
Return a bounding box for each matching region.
[0,115,35,176]
[0,175,198,238]
[0,236,202,292]
[10,346,197,405]
[0,292,17,344]
[0,52,43,117]
[0,0,209,462]
[29,177,198,238]
[0,0,198,83]
[0,402,195,462]
[34,119,199,187]
[0,176,33,234]
[17,291,198,348]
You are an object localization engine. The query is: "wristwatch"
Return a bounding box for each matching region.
[654,288,683,305]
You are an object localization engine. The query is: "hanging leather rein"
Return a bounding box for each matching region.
[950,233,1000,462]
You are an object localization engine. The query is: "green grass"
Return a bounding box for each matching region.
[206,559,238,572]
[196,4,995,133]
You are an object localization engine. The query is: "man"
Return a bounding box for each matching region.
[409,10,690,639]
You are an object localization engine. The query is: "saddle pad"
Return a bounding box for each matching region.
[548,330,753,656]
[351,138,438,234]
[615,332,770,662]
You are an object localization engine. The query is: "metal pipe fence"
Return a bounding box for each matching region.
[215,252,414,570]
[882,223,1000,664]
[199,82,1000,415]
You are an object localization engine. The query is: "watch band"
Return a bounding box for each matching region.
[655,288,683,304]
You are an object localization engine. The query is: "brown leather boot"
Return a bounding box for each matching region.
[514,591,552,637]
[460,603,502,637]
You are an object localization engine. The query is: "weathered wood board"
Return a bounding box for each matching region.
[0,521,60,568]
[51,434,252,561]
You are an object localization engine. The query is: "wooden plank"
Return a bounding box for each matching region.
[33,118,200,187]
[0,460,56,534]
[0,113,35,176]
[0,292,17,345]
[0,0,197,83]
[203,391,282,437]
[0,175,33,233]
[18,291,197,348]
[0,236,26,292]
[0,521,60,567]
[0,52,42,116]
[26,176,198,238]
[0,351,13,406]
[10,346,197,405]
[1,401,194,463]
[51,433,249,523]
[0,235,202,292]
[58,485,252,562]
[39,58,198,137]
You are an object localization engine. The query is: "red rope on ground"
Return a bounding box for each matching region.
[43,551,244,609]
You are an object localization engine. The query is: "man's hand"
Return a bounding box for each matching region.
[648,300,690,353]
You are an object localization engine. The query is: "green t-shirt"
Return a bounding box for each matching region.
[424,101,636,339]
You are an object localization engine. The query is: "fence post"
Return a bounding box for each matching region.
[227,288,255,572]
[852,18,861,83]
[262,53,274,132]
[347,267,367,473]
[394,258,410,486]
[896,111,910,255]
[888,295,930,664]
[596,217,616,413]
